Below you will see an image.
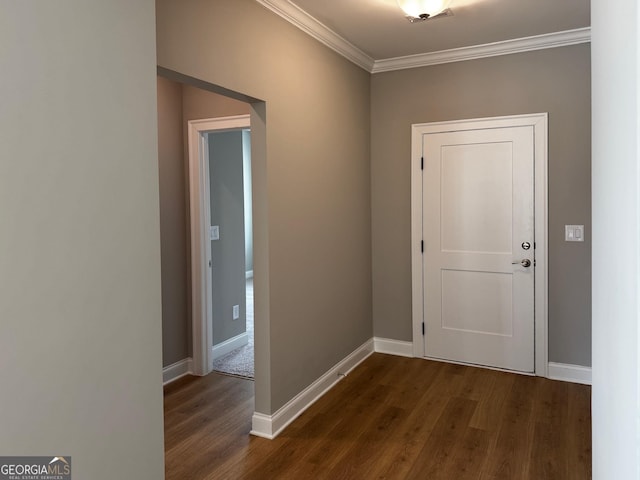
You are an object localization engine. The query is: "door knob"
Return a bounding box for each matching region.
[512,259,531,268]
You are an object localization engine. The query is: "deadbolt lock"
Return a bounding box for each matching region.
[521,242,531,250]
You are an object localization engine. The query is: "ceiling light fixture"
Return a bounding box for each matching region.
[396,0,453,22]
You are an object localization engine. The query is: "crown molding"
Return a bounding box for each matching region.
[372,27,591,73]
[254,1,590,74]
[255,0,375,72]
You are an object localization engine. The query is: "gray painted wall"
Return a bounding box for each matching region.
[0,2,165,478]
[182,84,251,124]
[243,130,254,274]
[157,0,373,414]
[209,130,248,345]
[371,44,592,367]
[157,76,189,366]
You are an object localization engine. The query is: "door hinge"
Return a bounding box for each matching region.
[421,240,424,253]
[422,322,425,335]
[421,157,424,170]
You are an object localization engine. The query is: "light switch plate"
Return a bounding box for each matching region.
[565,225,584,242]
[210,225,220,241]
[232,305,240,320]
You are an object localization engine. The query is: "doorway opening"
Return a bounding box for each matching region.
[157,68,269,418]
[201,125,254,379]
[187,116,253,379]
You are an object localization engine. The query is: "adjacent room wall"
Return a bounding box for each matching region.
[243,130,254,275]
[157,0,373,413]
[157,76,189,367]
[371,44,592,367]
[0,2,165,478]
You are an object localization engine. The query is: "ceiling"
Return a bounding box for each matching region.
[261,0,590,69]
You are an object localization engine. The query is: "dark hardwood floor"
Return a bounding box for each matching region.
[164,353,591,479]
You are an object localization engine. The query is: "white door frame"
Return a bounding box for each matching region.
[187,114,251,376]
[410,113,549,377]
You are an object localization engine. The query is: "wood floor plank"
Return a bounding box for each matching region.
[404,396,478,480]
[165,399,254,478]
[527,378,571,479]
[164,374,253,450]
[326,405,407,480]
[478,374,537,479]
[529,420,568,480]
[447,426,491,480]
[241,360,398,479]
[454,364,497,402]
[261,384,395,479]
[567,382,592,480]
[163,354,592,480]
[534,377,569,427]
[468,369,514,432]
[371,362,460,479]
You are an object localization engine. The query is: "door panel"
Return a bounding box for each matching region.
[441,142,513,254]
[441,269,513,336]
[422,126,534,372]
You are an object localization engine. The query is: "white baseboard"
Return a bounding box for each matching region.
[374,337,414,357]
[163,358,193,385]
[372,338,592,387]
[250,413,274,439]
[212,332,249,360]
[247,340,591,438]
[548,362,592,385]
[250,338,374,439]
[246,270,254,279]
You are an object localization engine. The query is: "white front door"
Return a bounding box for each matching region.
[421,125,535,372]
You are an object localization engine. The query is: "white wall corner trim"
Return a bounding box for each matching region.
[548,362,592,385]
[372,27,591,73]
[212,332,249,360]
[373,337,414,357]
[250,339,374,439]
[162,358,193,386]
[255,0,374,71]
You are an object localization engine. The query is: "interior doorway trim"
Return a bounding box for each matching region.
[187,114,251,375]
[410,113,549,377]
